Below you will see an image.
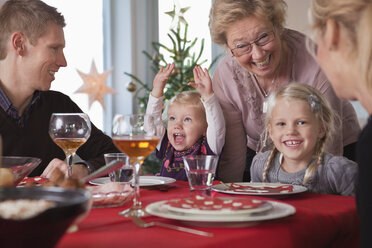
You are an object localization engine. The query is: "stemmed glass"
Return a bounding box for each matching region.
[112,114,163,217]
[49,113,91,177]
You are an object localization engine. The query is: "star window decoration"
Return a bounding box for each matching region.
[75,60,115,109]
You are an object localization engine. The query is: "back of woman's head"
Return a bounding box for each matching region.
[209,0,287,45]
[310,0,372,92]
[0,0,65,60]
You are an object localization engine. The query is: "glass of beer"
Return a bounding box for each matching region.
[49,113,91,177]
[112,114,163,217]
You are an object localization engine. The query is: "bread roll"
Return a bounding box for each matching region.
[0,168,15,187]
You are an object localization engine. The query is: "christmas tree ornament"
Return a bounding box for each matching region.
[75,60,115,109]
[173,68,181,76]
[152,53,160,65]
[164,0,190,28]
[126,82,137,92]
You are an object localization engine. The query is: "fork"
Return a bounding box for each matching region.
[129,216,213,237]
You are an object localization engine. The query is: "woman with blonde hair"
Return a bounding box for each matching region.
[250,83,357,196]
[208,0,361,182]
[309,0,372,246]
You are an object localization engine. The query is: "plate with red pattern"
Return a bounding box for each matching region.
[89,176,175,187]
[212,182,307,196]
[146,198,295,224]
[162,196,272,215]
[18,176,49,186]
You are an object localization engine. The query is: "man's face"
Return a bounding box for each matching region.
[22,22,67,91]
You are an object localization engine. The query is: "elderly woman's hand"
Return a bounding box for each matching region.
[151,63,175,98]
[188,66,214,101]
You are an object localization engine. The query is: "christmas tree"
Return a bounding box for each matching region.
[125,5,220,113]
[125,4,221,175]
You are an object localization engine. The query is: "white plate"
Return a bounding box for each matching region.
[163,197,272,215]
[212,182,307,196]
[146,199,295,223]
[89,176,176,187]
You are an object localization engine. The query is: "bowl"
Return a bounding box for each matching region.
[0,187,91,248]
[0,156,41,185]
[88,182,134,208]
[91,190,133,208]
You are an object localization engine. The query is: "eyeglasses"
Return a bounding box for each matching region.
[230,31,275,57]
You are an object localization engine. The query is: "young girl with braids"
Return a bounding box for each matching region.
[146,63,225,181]
[250,83,357,196]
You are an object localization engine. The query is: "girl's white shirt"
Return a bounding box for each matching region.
[146,93,226,155]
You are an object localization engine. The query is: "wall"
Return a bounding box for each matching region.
[285,0,368,126]
[286,0,311,35]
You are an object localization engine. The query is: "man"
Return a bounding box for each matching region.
[0,0,119,179]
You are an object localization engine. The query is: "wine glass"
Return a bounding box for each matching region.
[49,113,91,177]
[112,114,163,217]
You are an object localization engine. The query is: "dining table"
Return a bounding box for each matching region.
[56,180,360,248]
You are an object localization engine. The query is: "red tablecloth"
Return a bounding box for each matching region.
[57,181,360,248]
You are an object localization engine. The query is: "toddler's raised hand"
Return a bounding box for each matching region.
[151,63,175,98]
[188,66,213,101]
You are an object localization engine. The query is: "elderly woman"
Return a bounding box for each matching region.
[309,0,372,247]
[209,0,361,182]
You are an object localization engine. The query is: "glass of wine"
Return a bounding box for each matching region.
[49,113,91,177]
[112,113,163,217]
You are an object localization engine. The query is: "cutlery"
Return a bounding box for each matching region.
[219,182,288,193]
[141,184,176,192]
[129,215,213,237]
[82,159,123,183]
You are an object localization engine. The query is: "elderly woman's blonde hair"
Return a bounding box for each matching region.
[209,0,287,45]
[163,91,206,124]
[260,83,338,185]
[309,0,372,92]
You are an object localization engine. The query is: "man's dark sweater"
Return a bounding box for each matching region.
[0,90,119,176]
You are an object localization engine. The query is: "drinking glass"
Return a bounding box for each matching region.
[112,114,163,217]
[49,113,91,177]
[183,155,218,197]
[104,153,132,183]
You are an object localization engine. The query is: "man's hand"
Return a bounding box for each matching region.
[41,158,89,179]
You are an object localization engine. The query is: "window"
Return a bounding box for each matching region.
[158,0,212,67]
[43,0,104,130]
